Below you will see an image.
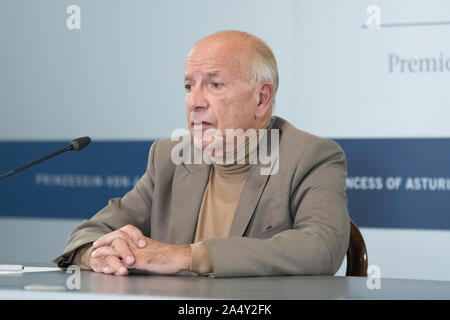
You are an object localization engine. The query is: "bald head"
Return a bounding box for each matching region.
[184,31,278,146]
[188,30,279,107]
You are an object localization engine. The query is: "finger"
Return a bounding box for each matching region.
[111,238,135,266]
[90,255,107,273]
[91,246,121,260]
[93,230,134,249]
[104,255,128,276]
[119,225,146,248]
[90,252,119,273]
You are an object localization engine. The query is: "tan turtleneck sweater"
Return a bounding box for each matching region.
[190,152,251,274]
[73,120,272,275]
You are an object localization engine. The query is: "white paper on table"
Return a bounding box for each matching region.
[0,267,61,275]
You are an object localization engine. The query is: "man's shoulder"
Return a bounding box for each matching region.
[151,137,180,155]
[273,116,343,156]
[149,137,181,167]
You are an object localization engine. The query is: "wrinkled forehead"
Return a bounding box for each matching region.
[185,40,252,79]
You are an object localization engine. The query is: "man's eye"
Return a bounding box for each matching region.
[212,82,223,89]
[185,84,192,92]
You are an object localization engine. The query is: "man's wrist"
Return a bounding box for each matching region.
[83,245,95,270]
[72,243,94,270]
[189,241,213,275]
[178,245,192,271]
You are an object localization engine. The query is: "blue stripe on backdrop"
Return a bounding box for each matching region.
[337,138,450,230]
[0,141,153,219]
[0,139,449,229]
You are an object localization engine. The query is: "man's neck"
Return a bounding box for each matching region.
[211,116,274,167]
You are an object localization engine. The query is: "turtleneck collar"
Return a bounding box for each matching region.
[212,117,275,175]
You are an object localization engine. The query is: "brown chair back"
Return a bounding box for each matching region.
[345,220,368,277]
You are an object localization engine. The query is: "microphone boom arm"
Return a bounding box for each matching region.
[0,137,90,181]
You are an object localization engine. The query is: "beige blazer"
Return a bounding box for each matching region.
[53,116,350,277]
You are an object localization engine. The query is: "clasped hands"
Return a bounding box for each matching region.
[89,225,191,276]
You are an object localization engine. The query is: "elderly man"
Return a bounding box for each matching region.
[53,30,350,277]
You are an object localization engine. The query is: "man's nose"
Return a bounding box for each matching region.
[187,86,208,111]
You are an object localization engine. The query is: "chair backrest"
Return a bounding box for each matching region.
[346,220,368,277]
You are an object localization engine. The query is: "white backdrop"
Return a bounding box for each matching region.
[1,0,449,140]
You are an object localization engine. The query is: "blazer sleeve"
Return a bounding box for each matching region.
[52,141,157,268]
[201,139,350,277]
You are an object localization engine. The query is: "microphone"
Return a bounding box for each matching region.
[0,136,91,181]
[69,136,91,151]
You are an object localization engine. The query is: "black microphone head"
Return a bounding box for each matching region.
[69,136,91,151]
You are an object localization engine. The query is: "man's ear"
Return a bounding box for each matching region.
[255,82,273,119]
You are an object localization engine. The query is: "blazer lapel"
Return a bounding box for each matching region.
[229,123,281,237]
[166,162,211,244]
[228,163,271,237]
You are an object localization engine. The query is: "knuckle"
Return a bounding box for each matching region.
[106,230,118,238]
[112,240,128,253]
[92,248,102,257]
[124,224,141,237]
[94,236,105,245]
[135,230,143,238]
[121,224,132,232]
[100,247,111,255]
[90,251,99,259]
[117,230,128,238]
[111,238,121,248]
[106,255,115,263]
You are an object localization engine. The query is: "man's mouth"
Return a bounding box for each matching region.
[191,121,213,129]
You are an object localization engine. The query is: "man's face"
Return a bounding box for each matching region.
[184,41,260,149]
